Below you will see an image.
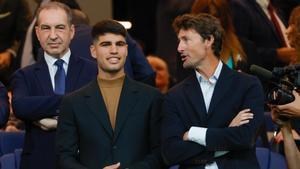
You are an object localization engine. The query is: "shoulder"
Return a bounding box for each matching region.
[71,55,97,71]
[129,78,161,96]
[13,62,41,76]
[167,75,195,96]
[229,70,264,96]
[66,80,95,98]
[233,71,261,85]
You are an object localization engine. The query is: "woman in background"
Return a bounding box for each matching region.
[191,0,252,71]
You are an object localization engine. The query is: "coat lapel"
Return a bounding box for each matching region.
[65,54,83,93]
[251,0,282,45]
[85,80,114,138]
[34,58,54,95]
[184,74,208,121]
[114,77,139,141]
[207,65,234,116]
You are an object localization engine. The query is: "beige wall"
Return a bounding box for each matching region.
[27,0,112,25]
[77,0,112,25]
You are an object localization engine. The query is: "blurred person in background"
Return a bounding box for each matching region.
[191,0,258,72]
[0,81,9,128]
[147,55,170,93]
[0,0,31,87]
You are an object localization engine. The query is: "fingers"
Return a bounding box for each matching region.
[229,109,253,127]
[274,131,283,143]
[238,108,251,114]
[103,162,120,169]
[239,120,250,125]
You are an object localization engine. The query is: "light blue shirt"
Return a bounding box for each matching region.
[44,49,70,91]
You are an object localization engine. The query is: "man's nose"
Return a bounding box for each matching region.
[49,28,58,40]
[110,45,118,53]
[177,41,185,52]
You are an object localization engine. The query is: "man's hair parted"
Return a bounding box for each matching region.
[173,13,224,57]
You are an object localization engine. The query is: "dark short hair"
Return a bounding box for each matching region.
[36,2,73,26]
[91,20,127,42]
[173,13,224,57]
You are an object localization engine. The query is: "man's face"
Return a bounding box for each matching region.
[90,33,128,77]
[177,29,209,69]
[35,8,74,58]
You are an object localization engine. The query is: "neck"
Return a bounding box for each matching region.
[195,54,219,80]
[98,70,125,80]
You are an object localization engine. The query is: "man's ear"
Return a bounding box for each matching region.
[90,45,97,59]
[205,35,215,47]
[70,24,75,40]
[35,26,41,41]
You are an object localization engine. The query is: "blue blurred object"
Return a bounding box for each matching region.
[256,147,287,169]
[0,153,15,169]
[0,131,25,156]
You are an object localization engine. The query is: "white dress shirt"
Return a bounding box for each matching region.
[188,61,227,169]
[44,49,70,91]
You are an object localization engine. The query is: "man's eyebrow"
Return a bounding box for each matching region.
[99,41,112,45]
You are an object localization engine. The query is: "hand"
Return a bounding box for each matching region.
[103,162,120,169]
[183,131,189,141]
[270,106,290,127]
[0,51,12,70]
[276,91,300,118]
[274,129,300,143]
[229,109,253,127]
[276,47,297,64]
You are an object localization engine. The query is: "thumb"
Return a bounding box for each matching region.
[113,162,120,168]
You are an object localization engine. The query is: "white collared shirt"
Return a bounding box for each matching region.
[44,49,70,90]
[189,61,227,169]
[195,61,222,112]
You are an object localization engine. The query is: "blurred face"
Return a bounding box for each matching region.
[147,58,169,89]
[90,33,128,77]
[35,8,75,58]
[177,29,210,69]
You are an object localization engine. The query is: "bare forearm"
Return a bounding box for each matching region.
[281,125,300,169]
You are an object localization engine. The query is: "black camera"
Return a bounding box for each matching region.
[250,64,300,105]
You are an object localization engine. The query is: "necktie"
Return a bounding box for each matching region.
[267,3,287,47]
[54,59,65,94]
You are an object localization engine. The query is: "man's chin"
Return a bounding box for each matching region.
[46,50,65,58]
[183,63,193,69]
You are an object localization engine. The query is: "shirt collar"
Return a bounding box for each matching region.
[196,60,223,84]
[256,0,270,10]
[44,49,71,66]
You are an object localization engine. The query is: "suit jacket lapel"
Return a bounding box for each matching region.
[114,77,139,141]
[208,65,234,116]
[252,0,282,45]
[184,74,208,121]
[65,54,82,93]
[85,80,114,138]
[34,58,54,95]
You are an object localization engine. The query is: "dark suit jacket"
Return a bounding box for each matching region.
[161,64,264,169]
[229,0,287,71]
[56,77,165,169]
[0,81,9,127]
[11,54,97,169]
